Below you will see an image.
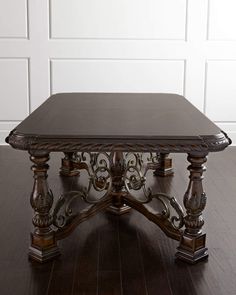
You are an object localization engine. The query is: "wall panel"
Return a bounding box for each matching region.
[205,60,236,121]
[0,0,28,38]
[51,59,185,94]
[0,59,29,120]
[208,0,236,40]
[50,0,186,40]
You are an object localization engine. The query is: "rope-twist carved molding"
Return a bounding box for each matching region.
[6,129,231,153]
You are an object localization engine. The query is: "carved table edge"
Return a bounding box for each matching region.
[5,129,231,153]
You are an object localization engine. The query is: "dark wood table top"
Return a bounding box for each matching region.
[6,93,231,153]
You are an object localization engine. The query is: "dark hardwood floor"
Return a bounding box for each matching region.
[0,146,236,295]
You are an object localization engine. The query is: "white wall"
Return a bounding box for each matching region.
[0,0,236,144]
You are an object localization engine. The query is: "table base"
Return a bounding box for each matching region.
[28,151,208,264]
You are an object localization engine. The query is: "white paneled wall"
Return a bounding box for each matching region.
[0,0,236,144]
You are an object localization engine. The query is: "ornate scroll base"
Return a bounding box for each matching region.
[55,152,184,242]
[176,233,208,263]
[28,151,209,264]
[154,153,174,177]
[60,152,80,177]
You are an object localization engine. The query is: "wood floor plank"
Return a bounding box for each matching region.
[136,219,173,295]
[98,214,120,271]
[28,262,53,295]
[46,170,77,295]
[97,214,122,295]
[98,271,121,295]
[71,218,100,295]
[118,214,148,295]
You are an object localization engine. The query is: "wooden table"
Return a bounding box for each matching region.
[6,93,231,264]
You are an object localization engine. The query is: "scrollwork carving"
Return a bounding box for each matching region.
[53,191,87,228]
[153,193,184,230]
[73,152,112,204]
[123,153,184,230]
[124,152,151,202]
[52,152,186,241]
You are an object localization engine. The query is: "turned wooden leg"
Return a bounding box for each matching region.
[176,153,208,263]
[60,152,80,177]
[29,152,60,262]
[154,153,174,177]
[106,151,131,215]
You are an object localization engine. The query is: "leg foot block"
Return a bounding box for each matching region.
[154,168,174,177]
[175,233,208,264]
[29,245,61,263]
[154,154,174,177]
[29,232,60,263]
[175,247,208,264]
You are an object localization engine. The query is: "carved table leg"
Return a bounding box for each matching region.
[154,153,174,177]
[60,152,80,177]
[29,152,60,262]
[176,153,208,263]
[106,151,131,215]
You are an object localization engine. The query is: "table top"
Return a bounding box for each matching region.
[7,93,231,153]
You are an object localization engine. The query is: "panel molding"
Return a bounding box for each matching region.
[0,0,29,40]
[206,0,210,40]
[0,57,30,120]
[204,59,236,122]
[203,60,208,114]
[50,58,186,96]
[207,0,236,41]
[49,0,188,41]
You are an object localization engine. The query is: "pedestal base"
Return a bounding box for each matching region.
[106,204,131,215]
